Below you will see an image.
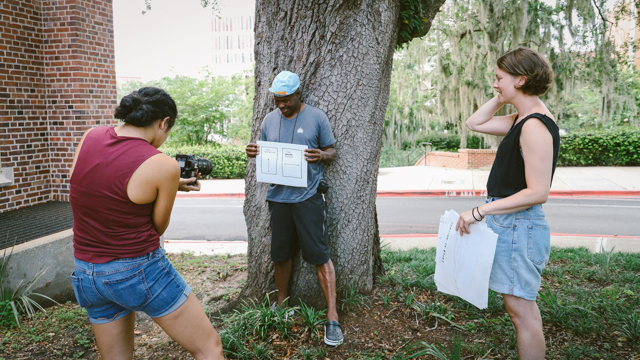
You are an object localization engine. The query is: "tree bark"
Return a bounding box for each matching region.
[241,0,445,309]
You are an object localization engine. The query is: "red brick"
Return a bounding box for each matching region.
[1,0,116,214]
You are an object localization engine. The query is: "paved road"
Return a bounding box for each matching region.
[164,197,640,240]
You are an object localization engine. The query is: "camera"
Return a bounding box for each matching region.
[175,154,213,185]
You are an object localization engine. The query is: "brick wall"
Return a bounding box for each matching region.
[415,149,497,169]
[0,0,116,213]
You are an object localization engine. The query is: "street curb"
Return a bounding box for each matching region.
[176,193,245,198]
[165,234,640,241]
[378,233,640,240]
[163,234,640,255]
[176,189,640,199]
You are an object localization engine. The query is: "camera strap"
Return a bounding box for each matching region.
[278,111,300,144]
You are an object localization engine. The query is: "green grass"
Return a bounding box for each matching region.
[0,302,94,356]
[2,247,639,359]
[297,300,326,335]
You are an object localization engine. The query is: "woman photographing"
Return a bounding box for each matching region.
[69,87,224,360]
[456,47,560,360]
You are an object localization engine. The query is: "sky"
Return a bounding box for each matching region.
[113,0,254,82]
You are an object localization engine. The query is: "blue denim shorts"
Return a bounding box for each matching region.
[70,247,191,324]
[486,197,551,301]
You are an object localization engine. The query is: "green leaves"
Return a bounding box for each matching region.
[161,144,248,179]
[0,245,58,327]
[116,71,254,146]
[558,127,640,166]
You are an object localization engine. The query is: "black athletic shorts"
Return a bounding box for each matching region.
[268,192,330,265]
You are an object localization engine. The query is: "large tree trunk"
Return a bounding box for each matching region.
[241,0,444,308]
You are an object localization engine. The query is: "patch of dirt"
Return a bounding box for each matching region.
[4,253,640,359]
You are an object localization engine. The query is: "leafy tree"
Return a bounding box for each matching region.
[116,70,251,145]
[385,0,640,151]
[239,0,447,307]
[157,72,239,145]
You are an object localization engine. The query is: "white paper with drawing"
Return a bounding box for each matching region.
[256,141,308,187]
[435,209,499,309]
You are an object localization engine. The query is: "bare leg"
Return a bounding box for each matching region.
[503,294,545,360]
[274,258,292,307]
[316,259,338,322]
[153,293,224,360]
[92,311,136,360]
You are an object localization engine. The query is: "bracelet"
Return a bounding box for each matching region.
[472,207,482,222]
[476,206,484,219]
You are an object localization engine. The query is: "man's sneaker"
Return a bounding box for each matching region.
[271,302,294,317]
[324,321,343,346]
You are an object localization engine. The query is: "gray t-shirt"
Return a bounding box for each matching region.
[261,104,336,203]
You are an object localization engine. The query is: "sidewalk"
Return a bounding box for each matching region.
[164,235,640,255]
[178,166,640,198]
[169,166,640,255]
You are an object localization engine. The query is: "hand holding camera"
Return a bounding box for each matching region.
[176,154,213,191]
[178,175,201,192]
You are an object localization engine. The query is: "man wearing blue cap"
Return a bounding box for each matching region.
[246,71,342,346]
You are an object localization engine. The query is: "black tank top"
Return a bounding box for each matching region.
[486,113,560,198]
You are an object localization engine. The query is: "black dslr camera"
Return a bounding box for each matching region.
[175,154,213,185]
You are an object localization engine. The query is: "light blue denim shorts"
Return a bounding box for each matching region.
[70,247,191,324]
[486,197,551,301]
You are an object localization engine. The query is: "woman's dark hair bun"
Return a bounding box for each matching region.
[114,87,178,129]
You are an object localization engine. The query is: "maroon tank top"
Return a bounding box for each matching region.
[70,126,162,263]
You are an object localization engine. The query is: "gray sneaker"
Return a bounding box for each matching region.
[324,321,343,346]
[271,302,294,317]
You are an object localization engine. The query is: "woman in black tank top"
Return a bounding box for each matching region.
[454,47,559,360]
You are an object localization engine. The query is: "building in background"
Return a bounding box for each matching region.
[610,1,639,70]
[0,0,117,214]
[211,0,256,77]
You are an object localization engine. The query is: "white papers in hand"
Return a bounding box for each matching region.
[434,209,499,309]
[256,141,308,187]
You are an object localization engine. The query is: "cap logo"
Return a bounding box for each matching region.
[273,91,287,95]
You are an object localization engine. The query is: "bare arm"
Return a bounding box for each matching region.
[466,96,517,136]
[151,158,181,235]
[456,119,554,234]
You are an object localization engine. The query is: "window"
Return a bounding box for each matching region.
[241,16,244,30]
[225,18,229,31]
[227,54,229,63]
[250,52,253,62]
[213,18,216,32]
[242,53,245,62]
[226,36,229,49]
[235,54,238,62]
[238,36,241,49]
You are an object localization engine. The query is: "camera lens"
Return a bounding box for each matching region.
[195,157,213,177]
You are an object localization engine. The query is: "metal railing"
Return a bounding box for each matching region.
[407,142,432,166]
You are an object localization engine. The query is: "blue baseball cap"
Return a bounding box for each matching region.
[269,71,300,97]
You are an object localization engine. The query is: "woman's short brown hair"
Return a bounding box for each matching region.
[497,47,554,96]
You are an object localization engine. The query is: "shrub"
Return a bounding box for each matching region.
[409,133,488,152]
[412,133,460,152]
[558,127,640,166]
[161,144,248,179]
[380,146,415,167]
